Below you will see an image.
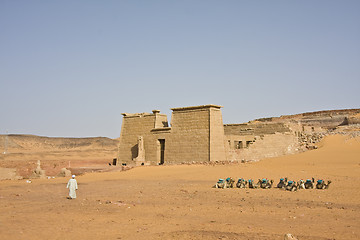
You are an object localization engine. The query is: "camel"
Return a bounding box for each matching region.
[225,177,235,188]
[285,180,298,191]
[266,179,274,189]
[259,179,266,188]
[236,178,247,188]
[316,179,332,189]
[277,178,287,189]
[259,178,273,189]
[324,180,331,189]
[214,179,226,188]
[298,179,305,189]
[248,179,259,189]
[304,178,314,189]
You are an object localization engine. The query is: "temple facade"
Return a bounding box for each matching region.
[117,105,226,165]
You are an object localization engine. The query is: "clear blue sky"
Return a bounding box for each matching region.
[1,1,359,138]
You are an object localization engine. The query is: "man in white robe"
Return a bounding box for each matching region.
[66,175,78,199]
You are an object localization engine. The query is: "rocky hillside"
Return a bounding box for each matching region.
[255,108,360,129]
[0,134,119,153]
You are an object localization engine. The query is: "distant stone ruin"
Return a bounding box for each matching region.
[0,167,20,180]
[58,168,72,177]
[31,160,46,179]
[117,105,360,165]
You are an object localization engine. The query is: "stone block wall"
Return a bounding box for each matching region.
[226,133,299,161]
[150,128,171,165]
[209,107,226,161]
[224,122,290,136]
[224,122,300,161]
[118,112,165,164]
[117,105,226,165]
[166,106,212,163]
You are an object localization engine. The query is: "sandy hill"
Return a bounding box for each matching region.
[0,134,119,152]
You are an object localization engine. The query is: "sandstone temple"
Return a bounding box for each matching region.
[117,105,360,166]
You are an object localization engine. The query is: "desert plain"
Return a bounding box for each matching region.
[0,135,359,240]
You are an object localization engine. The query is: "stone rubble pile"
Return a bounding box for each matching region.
[298,124,360,150]
[298,132,325,150]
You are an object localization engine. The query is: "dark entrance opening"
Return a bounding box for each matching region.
[159,139,165,165]
[235,141,243,149]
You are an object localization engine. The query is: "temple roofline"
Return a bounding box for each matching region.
[171,104,223,111]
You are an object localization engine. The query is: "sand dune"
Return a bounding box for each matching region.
[0,135,359,239]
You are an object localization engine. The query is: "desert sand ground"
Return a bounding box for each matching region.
[0,135,359,240]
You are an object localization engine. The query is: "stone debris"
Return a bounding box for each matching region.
[58,168,72,177]
[30,160,46,179]
[284,233,298,240]
[298,132,325,150]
